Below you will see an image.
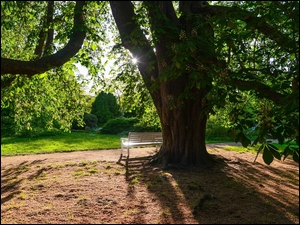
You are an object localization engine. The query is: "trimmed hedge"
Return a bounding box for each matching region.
[100,117,139,135]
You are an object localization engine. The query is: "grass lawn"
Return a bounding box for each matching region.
[1,132,123,156]
[1,131,296,157]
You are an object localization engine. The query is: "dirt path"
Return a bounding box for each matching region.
[1,142,242,168]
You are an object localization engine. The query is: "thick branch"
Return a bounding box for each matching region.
[146,1,180,27]
[44,1,55,56]
[200,5,294,53]
[109,1,158,88]
[34,28,46,59]
[34,1,54,59]
[1,1,87,82]
[223,77,287,105]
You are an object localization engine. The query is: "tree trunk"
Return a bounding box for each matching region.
[151,74,215,168]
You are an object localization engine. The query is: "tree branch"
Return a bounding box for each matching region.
[34,27,47,59]
[109,1,158,88]
[44,1,55,56]
[1,1,87,84]
[146,1,180,27]
[222,77,287,105]
[200,5,294,53]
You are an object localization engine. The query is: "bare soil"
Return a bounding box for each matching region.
[1,143,299,224]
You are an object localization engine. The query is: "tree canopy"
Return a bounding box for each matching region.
[1,1,298,165]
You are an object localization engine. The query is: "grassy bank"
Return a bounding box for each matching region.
[1,132,122,156]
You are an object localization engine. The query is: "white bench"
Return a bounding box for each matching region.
[117,132,163,163]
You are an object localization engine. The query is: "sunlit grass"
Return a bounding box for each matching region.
[1,131,295,156]
[223,145,258,154]
[1,132,122,156]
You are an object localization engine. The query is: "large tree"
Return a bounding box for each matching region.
[109,1,299,167]
[1,1,299,167]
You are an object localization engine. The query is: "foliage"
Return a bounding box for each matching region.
[90,91,121,126]
[1,106,15,137]
[83,113,98,129]
[1,66,87,137]
[206,116,229,140]
[100,117,139,135]
[209,1,299,163]
[1,1,88,137]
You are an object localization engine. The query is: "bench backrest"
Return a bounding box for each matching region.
[128,132,163,143]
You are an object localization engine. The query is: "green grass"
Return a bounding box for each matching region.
[1,131,295,156]
[1,132,123,156]
[223,142,298,156]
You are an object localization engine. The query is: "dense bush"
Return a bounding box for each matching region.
[83,113,98,128]
[14,128,63,138]
[1,107,15,137]
[100,117,139,134]
[206,117,229,140]
[133,122,162,132]
[91,91,121,126]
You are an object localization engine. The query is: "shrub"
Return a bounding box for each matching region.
[100,117,139,135]
[206,119,229,140]
[84,113,98,128]
[133,122,162,132]
[91,91,121,126]
[16,128,63,138]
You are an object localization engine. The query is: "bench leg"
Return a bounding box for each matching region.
[117,146,124,163]
[117,153,123,164]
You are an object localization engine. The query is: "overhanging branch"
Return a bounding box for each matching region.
[1,1,87,86]
[222,77,287,105]
[201,5,294,53]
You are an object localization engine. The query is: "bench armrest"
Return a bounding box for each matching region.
[120,138,128,143]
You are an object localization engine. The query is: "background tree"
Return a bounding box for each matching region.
[1,1,298,166]
[1,1,89,136]
[1,65,87,137]
[91,91,121,126]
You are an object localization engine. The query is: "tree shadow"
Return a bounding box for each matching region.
[121,151,299,224]
[1,159,46,204]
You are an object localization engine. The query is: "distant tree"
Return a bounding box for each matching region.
[91,91,121,126]
[1,1,88,136]
[1,67,87,136]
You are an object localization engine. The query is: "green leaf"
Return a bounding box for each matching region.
[268,144,281,160]
[263,146,274,165]
[39,73,47,79]
[90,43,97,51]
[241,133,251,147]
